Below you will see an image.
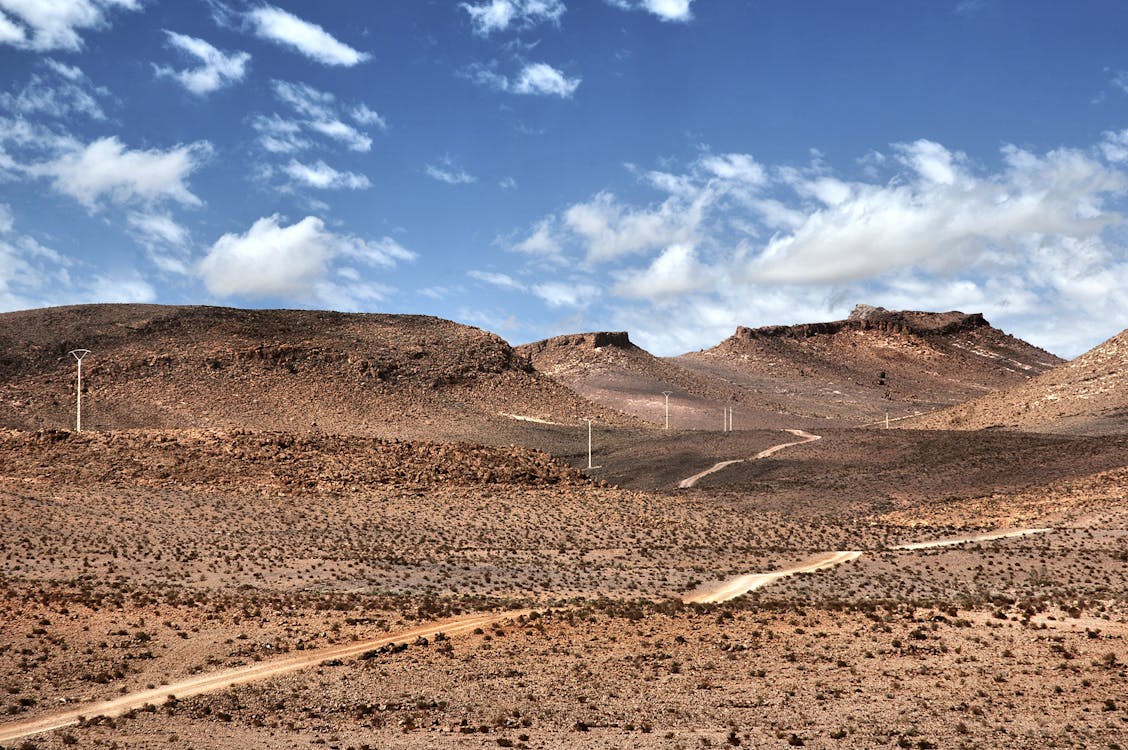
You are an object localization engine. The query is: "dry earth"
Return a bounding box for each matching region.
[908,326,1128,435]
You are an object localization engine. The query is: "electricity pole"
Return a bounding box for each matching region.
[68,349,90,432]
[587,418,594,469]
[662,391,672,430]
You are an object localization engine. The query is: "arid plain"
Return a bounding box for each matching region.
[1,304,1125,749]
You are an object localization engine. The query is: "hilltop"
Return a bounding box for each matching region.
[0,304,635,440]
[907,326,1128,435]
[672,305,1062,424]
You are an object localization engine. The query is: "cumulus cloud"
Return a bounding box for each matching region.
[28,136,212,209]
[460,0,565,35]
[749,141,1124,283]
[0,0,140,51]
[502,136,1128,357]
[466,61,580,97]
[605,0,694,22]
[198,215,414,302]
[283,159,370,190]
[0,58,108,120]
[350,104,387,130]
[155,31,250,96]
[246,4,368,67]
[251,114,310,154]
[563,190,706,261]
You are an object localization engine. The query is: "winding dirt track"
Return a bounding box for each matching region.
[678,429,822,488]
[683,551,863,604]
[0,610,526,744]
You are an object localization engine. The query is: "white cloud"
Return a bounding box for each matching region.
[1100,128,1128,164]
[29,136,212,210]
[563,190,705,261]
[269,80,374,152]
[283,159,370,190]
[350,104,387,130]
[606,0,694,22]
[532,280,600,308]
[155,31,250,96]
[251,114,310,154]
[699,153,767,185]
[512,216,563,259]
[127,211,189,248]
[246,4,368,67]
[748,141,1124,284]
[425,160,476,185]
[460,0,565,35]
[0,58,107,120]
[468,270,525,291]
[0,0,140,51]
[613,243,713,299]
[198,215,414,302]
[465,61,580,97]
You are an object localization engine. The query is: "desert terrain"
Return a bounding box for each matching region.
[0,304,1125,749]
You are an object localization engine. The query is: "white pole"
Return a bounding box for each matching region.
[662,391,672,430]
[69,349,90,432]
[587,419,593,469]
[885,412,889,429]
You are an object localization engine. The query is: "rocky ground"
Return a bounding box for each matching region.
[0,425,1125,748]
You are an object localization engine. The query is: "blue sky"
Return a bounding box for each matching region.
[3,1,1128,357]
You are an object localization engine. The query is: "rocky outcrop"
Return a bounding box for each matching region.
[518,331,633,357]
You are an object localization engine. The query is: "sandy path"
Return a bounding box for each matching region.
[0,610,527,744]
[891,527,1051,550]
[678,429,822,489]
[685,528,1054,604]
[683,550,863,604]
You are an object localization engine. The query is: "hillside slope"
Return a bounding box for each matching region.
[906,327,1128,435]
[519,331,804,429]
[672,305,1062,424]
[0,304,634,440]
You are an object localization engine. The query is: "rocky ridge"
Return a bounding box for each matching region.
[907,326,1128,434]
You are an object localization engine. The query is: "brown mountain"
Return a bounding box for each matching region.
[669,305,1063,424]
[517,331,796,429]
[906,326,1128,435]
[0,304,634,440]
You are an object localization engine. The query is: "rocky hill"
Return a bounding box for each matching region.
[0,304,633,440]
[671,305,1063,424]
[906,326,1128,435]
[518,331,800,429]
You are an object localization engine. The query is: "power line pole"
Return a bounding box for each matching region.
[587,418,594,469]
[662,391,672,430]
[68,349,90,432]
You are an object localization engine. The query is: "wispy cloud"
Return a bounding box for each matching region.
[0,58,108,120]
[466,61,580,97]
[468,269,526,290]
[425,158,476,185]
[268,80,375,152]
[245,4,368,67]
[283,159,371,190]
[0,0,141,51]
[605,0,694,23]
[460,0,565,36]
[154,31,250,96]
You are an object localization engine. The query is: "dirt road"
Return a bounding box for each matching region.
[678,429,822,488]
[891,527,1051,550]
[0,610,527,744]
[683,550,863,604]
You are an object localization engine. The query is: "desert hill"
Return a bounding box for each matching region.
[517,331,777,429]
[906,326,1128,435]
[0,304,635,440]
[671,305,1062,424]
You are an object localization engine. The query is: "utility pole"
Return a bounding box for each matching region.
[587,418,594,469]
[885,411,890,429]
[68,349,90,432]
[662,391,672,430]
